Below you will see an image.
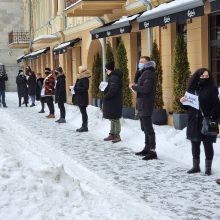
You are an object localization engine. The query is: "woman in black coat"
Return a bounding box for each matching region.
[16,70,28,107]
[180,68,220,175]
[26,66,36,107]
[103,61,123,143]
[55,67,67,123]
[74,66,91,132]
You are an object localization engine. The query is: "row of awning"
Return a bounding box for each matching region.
[17,38,81,63]
[91,0,204,39]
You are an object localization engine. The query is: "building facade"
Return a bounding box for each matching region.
[0,0,24,91]
[11,0,220,124]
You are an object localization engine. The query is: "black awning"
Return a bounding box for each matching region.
[17,54,26,63]
[209,0,220,12]
[53,38,81,55]
[137,0,204,29]
[90,14,140,40]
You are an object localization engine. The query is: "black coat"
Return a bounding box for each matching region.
[103,70,123,119]
[36,78,44,101]
[185,85,220,143]
[55,74,66,103]
[16,74,28,98]
[0,73,8,91]
[27,72,36,96]
[132,64,156,117]
[74,77,89,107]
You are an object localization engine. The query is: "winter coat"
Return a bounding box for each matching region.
[132,61,156,117]
[134,70,141,84]
[16,74,28,98]
[74,70,91,107]
[184,85,220,143]
[44,74,55,96]
[27,72,36,96]
[0,73,8,91]
[55,74,66,104]
[103,70,123,119]
[36,78,45,101]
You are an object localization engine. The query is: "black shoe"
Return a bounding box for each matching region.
[30,103,35,107]
[135,150,149,156]
[142,151,157,160]
[58,118,66,123]
[38,110,45,113]
[187,159,201,174]
[3,105,7,108]
[205,160,212,176]
[55,118,61,123]
[76,127,88,132]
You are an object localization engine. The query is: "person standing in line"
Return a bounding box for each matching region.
[36,73,45,113]
[0,71,8,108]
[103,61,123,143]
[54,67,66,123]
[26,66,36,107]
[42,67,56,118]
[16,70,28,107]
[73,66,91,132]
[130,59,157,160]
[180,68,220,175]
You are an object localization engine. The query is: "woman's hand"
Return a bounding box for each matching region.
[180,96,185,103]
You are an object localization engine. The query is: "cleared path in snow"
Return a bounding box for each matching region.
[1,93,220,220]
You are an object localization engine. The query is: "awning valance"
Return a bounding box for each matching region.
[137,0,204,29]
[23,47,50,61]
[53,38,81,55]
[90,14,140,40]
[209,0,220,12]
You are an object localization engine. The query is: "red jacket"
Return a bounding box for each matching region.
[44,74,55,96]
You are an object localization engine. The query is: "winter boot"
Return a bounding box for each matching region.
[47,114,55,119]
[135,134,150,156]
[142,151,157,160]
[58,118,66,123]
[205,160,212,176]
[104,134,115,141]
[30,103,35,107]
[76,126,88,132]
[216,179,220,185]
[187,159,201,174]
[55,118,61,122]
[38,109,45,113]
[112,135,121,143]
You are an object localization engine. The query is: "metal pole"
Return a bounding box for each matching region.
[28,0,32,68]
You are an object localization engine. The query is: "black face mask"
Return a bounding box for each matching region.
[199,78,209,86]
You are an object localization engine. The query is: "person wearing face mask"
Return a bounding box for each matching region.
[180,68,220,175]
[130,60,157,160]
[16,70,28,107]
[103,61,123,143]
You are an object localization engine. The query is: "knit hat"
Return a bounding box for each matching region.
[45,67,51,73]
[105,61,115,71]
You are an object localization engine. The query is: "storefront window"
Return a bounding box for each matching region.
[137,32,142,64]
[210,14,220,41]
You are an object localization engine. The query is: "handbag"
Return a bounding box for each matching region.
[200,107,218,136]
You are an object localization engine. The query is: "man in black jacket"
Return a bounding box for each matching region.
[130,60,157,160]
[0,72,8,107]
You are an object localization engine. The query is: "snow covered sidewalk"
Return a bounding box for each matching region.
[0,92,220,220]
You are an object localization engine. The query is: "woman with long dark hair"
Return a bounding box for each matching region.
[180,68,220,175]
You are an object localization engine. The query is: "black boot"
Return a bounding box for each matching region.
[142,150,157,160]
[205,160,212,176]
[76,124,88,132]
[187,159,201,174]
[135,134,150,156]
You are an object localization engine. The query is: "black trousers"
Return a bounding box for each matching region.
[58,102,65,119]
[45,96,54,114]
[79,106,88,127]
[19,96,28,106]
[191,141,214,160]
[140,116,156,150]
[40,99,45,111]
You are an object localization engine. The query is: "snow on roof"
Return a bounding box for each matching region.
[64,0,81,11]
[33,35,59,42]
[54,41,71,51]
[29,48,48,56]
[16,54,25,61]
[113,14,140,25]
[140,0,203,18]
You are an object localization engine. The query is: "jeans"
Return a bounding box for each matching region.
[58,102,65,119]
[140,116,156,150]
[79,106,88,127]
[0,90,6,106]
[191,141,214,160]
[110,119,121,135]
[45,96,54,115]
[30,95,35,104]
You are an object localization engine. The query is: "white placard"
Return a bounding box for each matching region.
[69,85,75,95]
[40,88,45,97]
[218,87,220,94]
[182,91,199,110]
[99,81,108,91]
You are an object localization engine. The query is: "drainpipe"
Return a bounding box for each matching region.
[139,0,152,55]
[28,0,33,68]
[95,17,107,82]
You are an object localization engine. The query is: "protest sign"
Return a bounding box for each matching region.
[182,92,199,110]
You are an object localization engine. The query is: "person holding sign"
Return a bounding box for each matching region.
[103,61,123,143]
[180,68,220,175]
[74,66,91,132]
[36,73,45,113]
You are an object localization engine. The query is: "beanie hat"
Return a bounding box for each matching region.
[45,67,51,73]
[105,61,115,71]
[56,67,63,74]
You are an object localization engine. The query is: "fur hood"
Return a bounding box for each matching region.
[77,66,91,79]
